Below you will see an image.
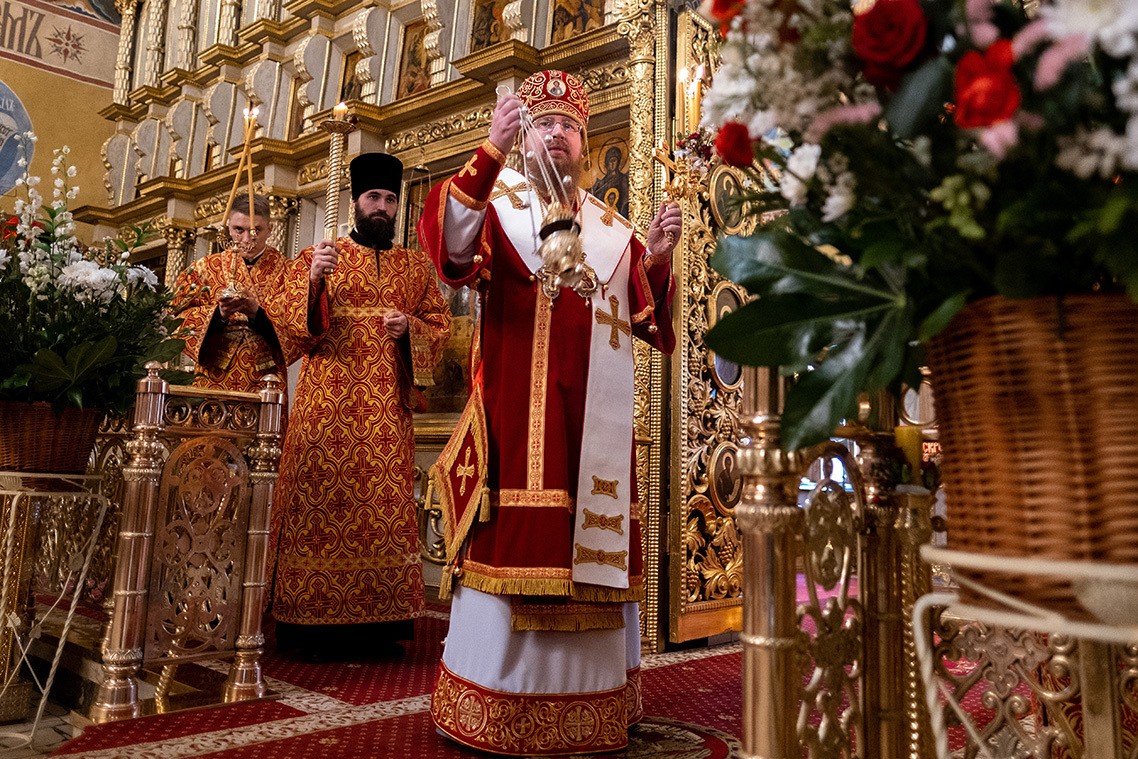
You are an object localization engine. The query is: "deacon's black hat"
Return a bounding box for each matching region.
[350,153,404,199]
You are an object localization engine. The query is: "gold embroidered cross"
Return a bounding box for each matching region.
[458,159,478,179]
[595,295,631,350]
[455,446,475,496]
[489,180,530,209]
[583,508,624,534]
[599,203,616,227]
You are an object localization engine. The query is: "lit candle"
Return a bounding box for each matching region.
[894,425,924,484]
[333,102,348,121]
[244,108,259,248]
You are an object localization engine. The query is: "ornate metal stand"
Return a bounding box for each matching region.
[90,365,283,723]
[0,473,108,748]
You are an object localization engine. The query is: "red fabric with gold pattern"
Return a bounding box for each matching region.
[418,167,675,605]
[270,239,450,625]
[517,70,590,126]
[431,662,639,755]
[171,247,292,392]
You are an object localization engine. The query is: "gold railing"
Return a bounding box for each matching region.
[90,365,284,723]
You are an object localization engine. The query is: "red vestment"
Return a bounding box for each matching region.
[171,247,291,392]
[270,238,450,625]
[419,140,675,755]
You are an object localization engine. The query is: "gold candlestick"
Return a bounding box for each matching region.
[218,107,259,299]
[320,102,356,243]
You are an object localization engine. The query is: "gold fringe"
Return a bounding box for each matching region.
[479,486,491,523]
[461,570,571,597]
[570,582,646,604]
[438,564,454,600]
[511,610,625,632]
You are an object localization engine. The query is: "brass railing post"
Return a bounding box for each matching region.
[224,373,283,702]
[737,367,802,758]
[1079,641,1124,759]
[895,488,934,758]
[91,363,167,723]
[854,430,906,758]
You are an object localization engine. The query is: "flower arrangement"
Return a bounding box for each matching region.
[0,133,187,415]
[699,0,1138,449]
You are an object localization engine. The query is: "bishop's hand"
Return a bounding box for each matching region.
[309,240,339,285]
[646,202,682,260]
[489,93,524,156]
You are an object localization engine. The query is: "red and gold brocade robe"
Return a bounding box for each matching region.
[270,238,450,625]
[418,141,676,621]
[172,247,291,392]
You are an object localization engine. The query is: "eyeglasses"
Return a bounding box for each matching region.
[532,117,582,135]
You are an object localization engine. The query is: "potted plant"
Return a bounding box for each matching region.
[699,0,1138,618]
[0,133,187,474]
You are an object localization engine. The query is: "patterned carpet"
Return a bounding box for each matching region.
[54,609,744,758]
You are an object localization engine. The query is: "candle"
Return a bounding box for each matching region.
[894,425,923,484]
[243,108,258,246]
[333,102,348,121]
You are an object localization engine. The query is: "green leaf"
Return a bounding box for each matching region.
[885,57,954,140]
[712,231,897,301]
[918,291,969,342]
[781,329,871,450]
[706,294,894,367]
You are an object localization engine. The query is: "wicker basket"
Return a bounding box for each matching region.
[925,294,1138,619]
[0,401,103,475]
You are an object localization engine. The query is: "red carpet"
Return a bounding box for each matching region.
[55,608,743,758]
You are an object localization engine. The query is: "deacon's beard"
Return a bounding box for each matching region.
[353,206,396,247]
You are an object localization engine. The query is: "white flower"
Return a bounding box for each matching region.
[0,249,9,272]
[822,171,857,222]
[66,166,76,178]
[127,265,158,290]
[1056,126,1127,179]
[1041,0,1138,58]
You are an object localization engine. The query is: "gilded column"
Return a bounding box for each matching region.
[267,195,298,256]
[855,429,907,759]
[162,225,195,290]
[91,363,167,723]
[737,367,801,757]
[895,488,934,758]
[218,0,242,46]
[142,0,169,87]
[113,0,139,105]
[174,0,200,70]
[618,0,665,651]
[224,374,283,701]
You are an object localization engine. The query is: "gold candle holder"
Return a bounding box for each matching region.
[218,107,259,300]
[319,102,356,244]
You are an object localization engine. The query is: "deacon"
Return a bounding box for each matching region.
[419,71,680,755]
[171,194,290,392]
[270,153,451,661]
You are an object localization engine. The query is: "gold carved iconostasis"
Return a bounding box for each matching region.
[79,0,743,652]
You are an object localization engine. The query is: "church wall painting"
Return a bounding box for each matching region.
[470,0,509,51]
[397,20,431,99]
[548,0,604,45]
[587,128,629,219]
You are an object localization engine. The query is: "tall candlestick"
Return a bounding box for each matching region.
[319,103,356,243]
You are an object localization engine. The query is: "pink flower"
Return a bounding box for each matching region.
[1035,34,1091,90]
[805,103,883,143]
[961,0,998,48]
[1012,19,1050,60]
[978,119,1019,160]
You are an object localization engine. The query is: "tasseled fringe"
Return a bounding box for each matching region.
[478,486,491,522]
[511,609,625,632]
[570,583,646,604]
[423,476,435,516]
[462,571,571,598]
[438,564,454,600]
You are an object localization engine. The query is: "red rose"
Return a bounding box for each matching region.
[954,39,1021,129]
[852,0,928,89]
[714,122,754,168]
[709,0,744,26]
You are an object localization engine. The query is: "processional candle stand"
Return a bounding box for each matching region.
[319,103,356,246]
[217,107,260,301]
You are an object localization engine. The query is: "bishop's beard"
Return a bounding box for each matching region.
[527,144,584,202]
[353,206,396,248]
